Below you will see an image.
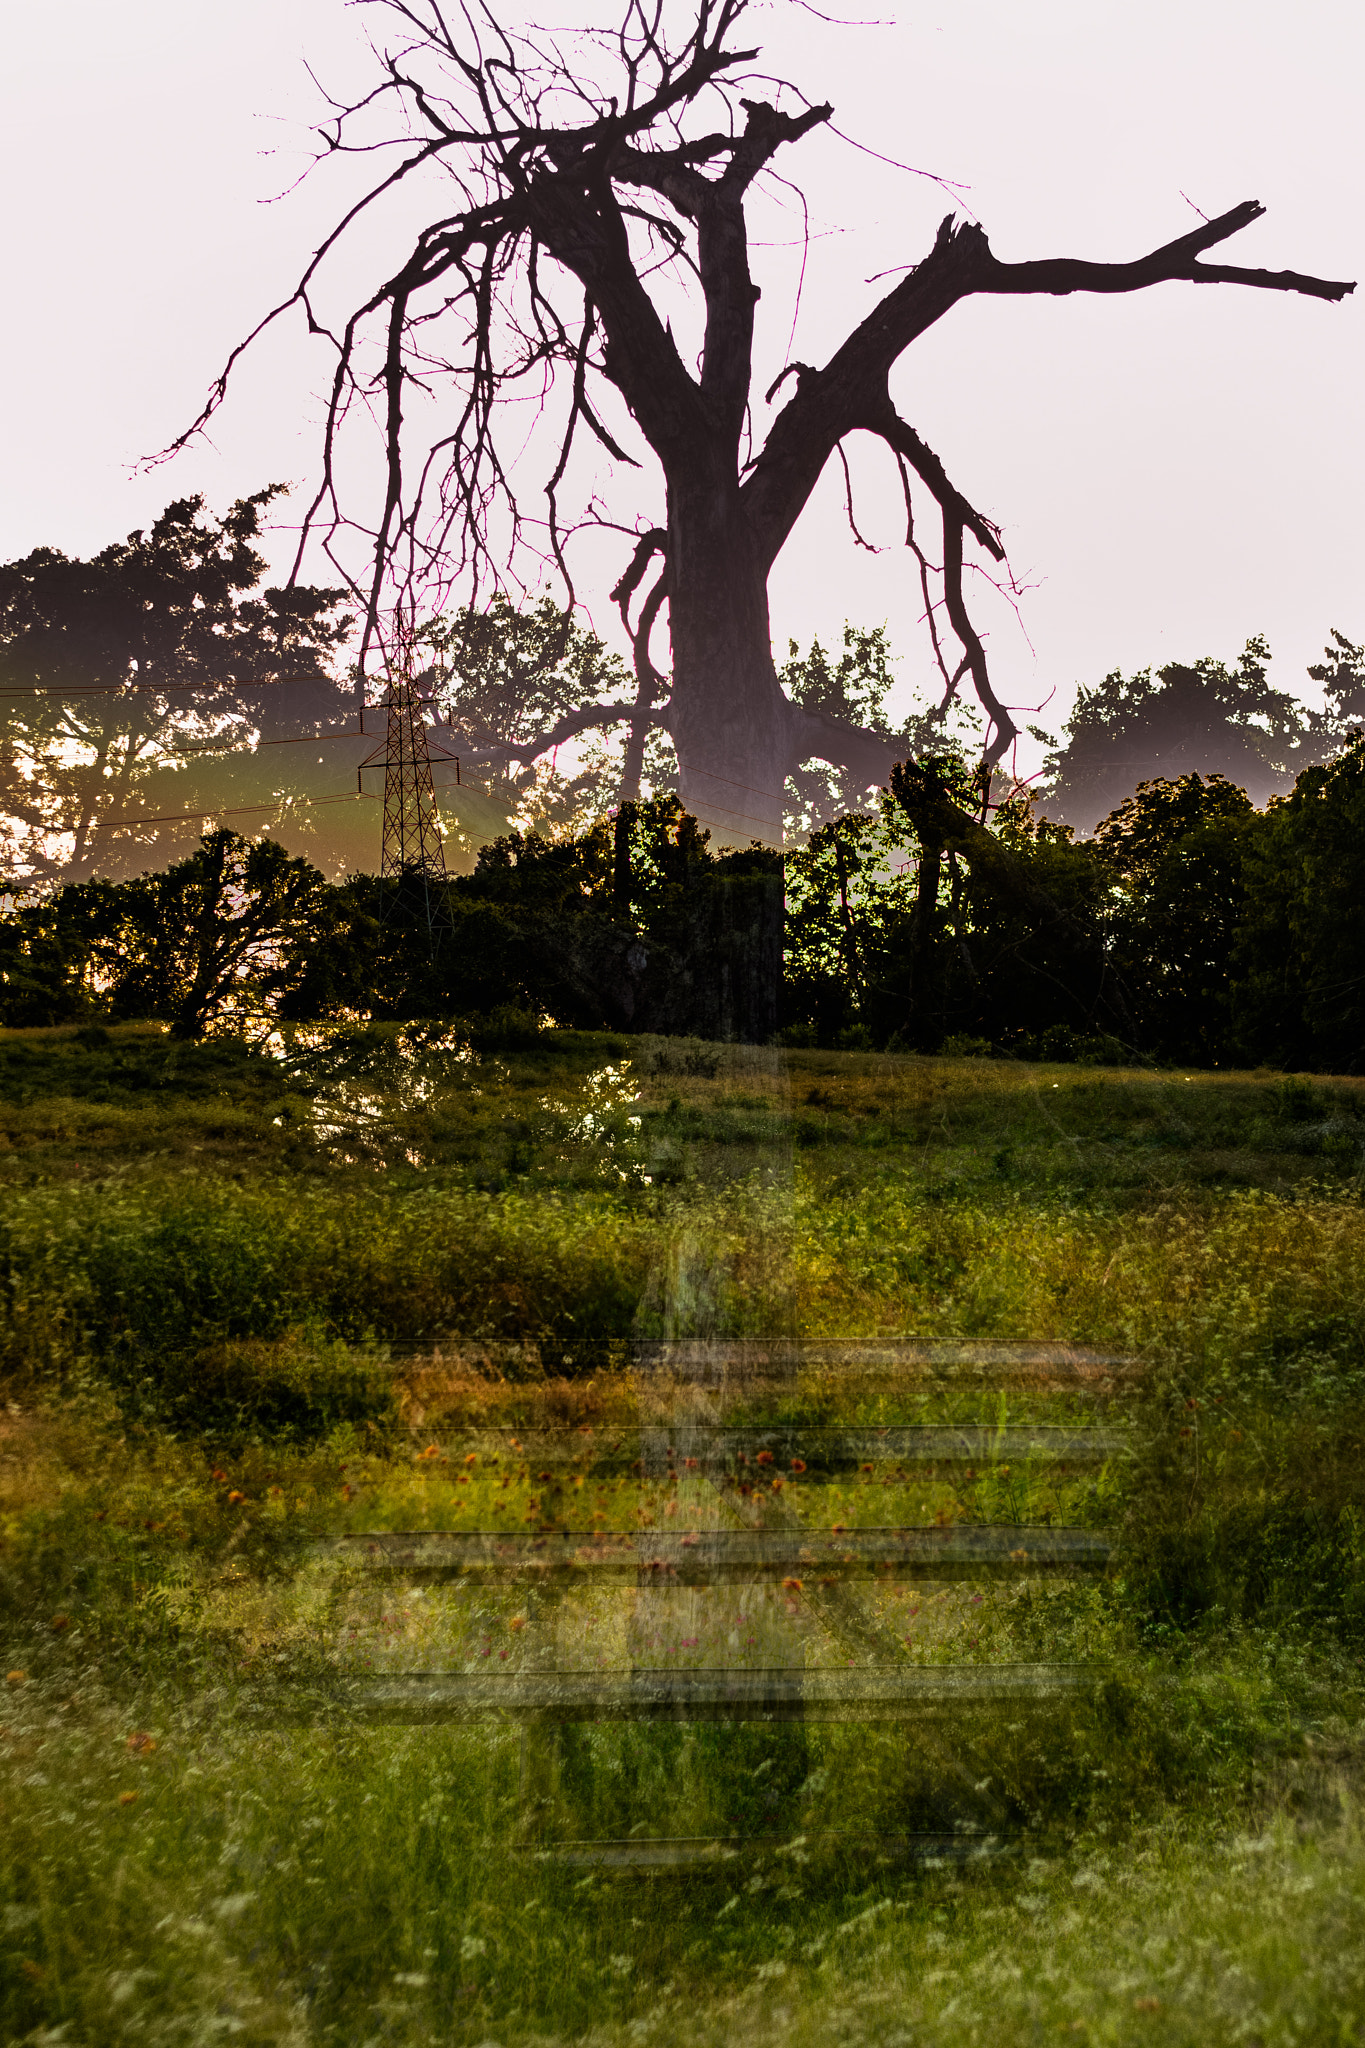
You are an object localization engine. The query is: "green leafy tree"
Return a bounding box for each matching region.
[1,831,328,1036]
[0,491,351,885]
[1093,775,1256,1064]
[777,625,980,838]
[1045,638,1327,832]
[1234,735,1365,1070]
[422,597,643,845]
[1306,629,1365,736]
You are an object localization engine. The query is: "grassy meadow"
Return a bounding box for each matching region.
[2,1021,1364,2044]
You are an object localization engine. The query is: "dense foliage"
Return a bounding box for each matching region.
[1042,632,1362,831]
[0,490,351,884]
[2,738,1363,1066]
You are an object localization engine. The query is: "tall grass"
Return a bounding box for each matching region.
[3,1033,1365,2041]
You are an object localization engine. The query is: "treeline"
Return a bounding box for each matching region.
[1,741,1362,1069]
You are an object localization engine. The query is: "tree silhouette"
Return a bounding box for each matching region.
[0,492,351,884]
[1043,637,1332,831]
[172,0,1353,845]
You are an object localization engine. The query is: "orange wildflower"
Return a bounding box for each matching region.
[5,1671,27,1686]
[782,1577,803,1592]
[756,1450,773,1466]
[464,1452,478,1466]
[126,1731,156,1755]
[508,1614,527,1632]
[790,1460,806,1474]
[118,1790,138,1806]
[50,1614,70,1633]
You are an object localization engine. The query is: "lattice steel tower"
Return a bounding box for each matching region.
[360,647,452,882]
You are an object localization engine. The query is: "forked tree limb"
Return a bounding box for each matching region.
[462,696,672,767]
[743,202,1354,571]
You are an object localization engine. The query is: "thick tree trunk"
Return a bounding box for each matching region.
[665,476,790,849]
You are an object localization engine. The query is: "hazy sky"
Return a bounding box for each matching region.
[2,0,1361,778]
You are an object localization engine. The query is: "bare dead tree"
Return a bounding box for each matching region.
[168,0,1354,847]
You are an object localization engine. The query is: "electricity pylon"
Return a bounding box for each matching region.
[359,640,457,936]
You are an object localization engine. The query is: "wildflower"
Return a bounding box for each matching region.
[861,1464,873,1473]
[757,1450,774,1466]
[6,1670,27,1686]
[465,1452,478,1466]
[268,1486,284,1499]
[118,1791,138,1806]
[499,1649,508,1660]
[685,1457,699,1469]
[831,1523,846,1534]
[228,1491,246,1505]
[508,1615,527,1631]
[681,1533,700,1547]
[782,1578,803,1592]
[790,1459,807,1474]
[417,1445,441,1461]
[126,1731,156,1755]
[211,1469,227,1483]
[50,1614,70,1633]
[770,1478,784,1492]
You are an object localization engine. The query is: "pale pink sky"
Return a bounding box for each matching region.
[2,0,1360,783]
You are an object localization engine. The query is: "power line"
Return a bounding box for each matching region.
[0,674,351,699]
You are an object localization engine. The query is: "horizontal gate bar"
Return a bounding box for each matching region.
[522,1832,1015,1870]
[286,1662,1100,1724]
[448,1426,1127,1468]
[633,1341,1138,1376]
[314,1525,1112,1582]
